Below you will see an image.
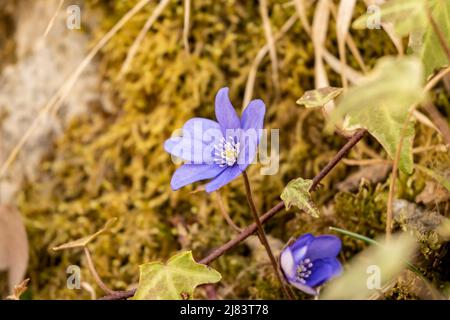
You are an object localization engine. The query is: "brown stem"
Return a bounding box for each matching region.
[216,191,243,233]
[84,247,115,295]
[386,110,414,241]
[242,171,294,300]
[310,129,367,191]
[100,131,367,300]
[423,101,450,146]
[426,2,450,63]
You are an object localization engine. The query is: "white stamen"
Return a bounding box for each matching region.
[296,258,314,282]
[213,136,240,167]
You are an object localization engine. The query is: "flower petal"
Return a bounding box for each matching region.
[289,280,318,296]
[305,257,342,288]
[236,99,266,170]
[241,99,266,132]
[306,235,342,261]
[326,257,343,279]
[182,117,223,141]
[164,118,223,164]
[164,137,212,164]
[170,164,225,190]
[215,87,241,131]
[290,233,315,264]
[205,165,242,193]
[280,247,296,279]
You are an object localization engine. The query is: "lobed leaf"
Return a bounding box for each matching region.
[133,251,221,300]
[328,56,425,174]
[280,178,320,218]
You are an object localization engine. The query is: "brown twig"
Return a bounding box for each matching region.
[423,101,450,147]
[100,130,367,300]
[425,2,450,63]
[310,129,366,191]
[84,247,115,295]
[242,171,294,300]
[216,191,243,233]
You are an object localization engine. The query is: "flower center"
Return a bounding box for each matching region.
[296,258,314,284]
[214,136,240,167]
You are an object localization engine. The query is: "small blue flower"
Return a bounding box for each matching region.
[280,233,342,295]
[164,87,265,193]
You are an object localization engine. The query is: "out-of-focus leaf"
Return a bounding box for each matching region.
[415,164,450,192]
[418,0,450,78]
[0,205,29,294]
[328,57,425,174]
[5,278,29,300]
[353,0,427,36]
[52,218,117,251]
[133,251,221,300]
[354,0,450,78]
[321,232,417,299]
[296,87,343,109]
[281,178,320,218]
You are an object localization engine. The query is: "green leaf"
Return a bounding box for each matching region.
[321,232,417,299]
[353,0,427,36]
[416,0,450,78]
[280,178,320,218]
[296,87,343,109]
[329,226,424,279]
[353,0,450,78]
[133,251,221,300]
[328,57,425,174]
[415,164,450,192]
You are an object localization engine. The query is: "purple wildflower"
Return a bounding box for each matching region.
[280,233,343,295]
[164,87,265,193]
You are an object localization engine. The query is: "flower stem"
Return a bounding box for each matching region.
[242,171,294,300]
[386,109,413,241]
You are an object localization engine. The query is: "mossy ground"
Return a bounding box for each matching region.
[11,0,450,299]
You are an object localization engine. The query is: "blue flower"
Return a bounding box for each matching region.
[164,87,266,193]
[280,233,342,295]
